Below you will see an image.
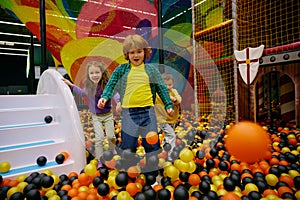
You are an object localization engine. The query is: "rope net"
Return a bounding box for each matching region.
[193,0,235,124]
[193,0,299,124]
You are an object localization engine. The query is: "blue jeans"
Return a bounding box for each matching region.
[120,106,161,153]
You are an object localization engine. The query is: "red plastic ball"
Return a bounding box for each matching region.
[225,121,271,163]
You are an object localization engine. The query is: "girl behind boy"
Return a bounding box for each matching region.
[63,61,119,163]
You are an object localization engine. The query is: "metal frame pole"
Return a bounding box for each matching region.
[157,0,164,73]
[40,0,48,75]
[191,0,199,119]
[232,0,239,122]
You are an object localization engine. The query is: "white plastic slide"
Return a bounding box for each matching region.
[0,69,86,179]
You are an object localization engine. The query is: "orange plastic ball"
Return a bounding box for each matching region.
[225,121,271,163]
[146,131,159,145]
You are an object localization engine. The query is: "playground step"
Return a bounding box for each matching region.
[0,159,75,179]
[0,94,58,109]
[1,139,66,168]
[0,122,60,146]
[0,69,86,180]
[0,106,57,127]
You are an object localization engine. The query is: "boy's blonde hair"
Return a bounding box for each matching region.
[123,34,152,60]
[162,72,174,83]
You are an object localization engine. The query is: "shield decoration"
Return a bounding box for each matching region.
[234,45,264,85]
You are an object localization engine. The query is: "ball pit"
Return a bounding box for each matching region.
[0,109,299,199]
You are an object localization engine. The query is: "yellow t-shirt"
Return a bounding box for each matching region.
[122,63,153,108]
[155,88,182,124]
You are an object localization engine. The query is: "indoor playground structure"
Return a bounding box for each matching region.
[0,0,299,199]
[0,69,86,179]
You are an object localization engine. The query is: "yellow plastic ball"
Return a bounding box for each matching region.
[244,183,259,195]
[0,161,11,173]
[265,174,279,187]
[17,182,28,192]
[7,187,20,199]
[84,163,97,176]
[179,148,194,163]
[45,189,57,198]
[117,191,131,200]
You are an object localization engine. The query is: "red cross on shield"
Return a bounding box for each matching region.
[234,45,264,85]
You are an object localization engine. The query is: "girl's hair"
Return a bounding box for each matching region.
[123,34,152,61]
[85,61,109,96]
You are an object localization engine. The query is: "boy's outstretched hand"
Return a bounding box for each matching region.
[167,108,174,116]
[98,98,107,109]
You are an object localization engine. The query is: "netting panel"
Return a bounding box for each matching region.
[193,0,235,122]
[237,0,299,50]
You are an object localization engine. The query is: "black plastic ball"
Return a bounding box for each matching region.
[207,190,218,199]
[205,158,215,169]
[281,192,296,199]
[275,181,288,189]
[209,148,218,157]
[196,150,205,159]
[55,154,65,164]
[59,174,69,183]
[24,176,33,183]
[69,176,77,183]
[57,190,68,197]
[122,149,134,160]
[10,192,24,200]
[114,159,123,170]
[199,130,207,139]
[145,174,156,186]
[268,167,280,177]
[92,176,103,187]
[163,143,172,152]
[170,151,179,160]
[248,191,262,200]
[256,180,268,193]
[23,184,37,194]
[25,189,41,200]
[142,184,152,192]
[134,192,147,200]
[30,172,40,178]
[218,160,229,171]
[36,156,47,166]
[53,184,62,192]
[179,172,190,182]
[41,175,54,188]
[61,195,71,200]
[157,188,171,200]
[97,182,110,196]
[229,171,241,185]
[199,180,210,194]
[223,177,236,191]
[115,172,129,187]
[241,195,250,200]
[294,176,300,189]
[242,177,254,185]
[173,185,189,200]
[44,115,53,123]
[201,175,212,184]
[143,188,156,199]
[31,177,42,189]
[146,155,159,167]
[191,191,202,199]
[102,150,114,161]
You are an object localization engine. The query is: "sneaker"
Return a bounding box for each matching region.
[151,181,159,187]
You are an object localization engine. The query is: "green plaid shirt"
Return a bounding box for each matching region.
[101,63,174,110]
